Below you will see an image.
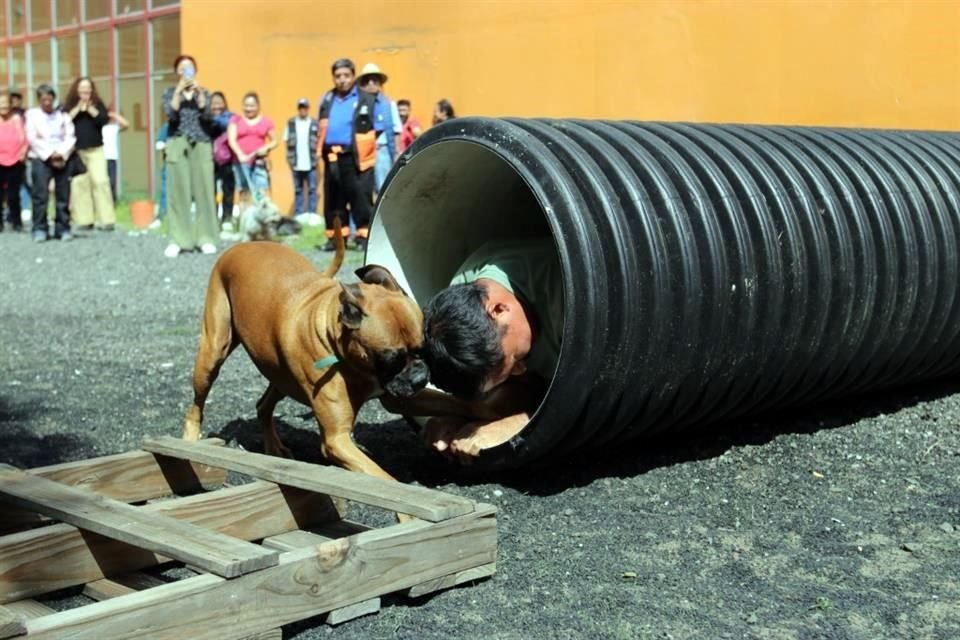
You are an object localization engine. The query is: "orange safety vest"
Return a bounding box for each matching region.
[316,87,377,172]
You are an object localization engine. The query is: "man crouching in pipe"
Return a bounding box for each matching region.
[415,237,563,461]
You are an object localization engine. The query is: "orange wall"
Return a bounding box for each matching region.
[183,0,960,213]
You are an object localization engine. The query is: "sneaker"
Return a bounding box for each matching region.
[164,244,181,258]
[32,231,47,243]
[320,239,336,252]
[60,232,74,242]
[76,224,94,231]
[221,220,234,232]
[99,224,115,232]
[200,243,217,255]
[148,219,163,230]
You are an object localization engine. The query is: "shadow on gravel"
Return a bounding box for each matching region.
[1,396,89,468]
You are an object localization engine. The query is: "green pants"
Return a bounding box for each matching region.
[165,137,217,249]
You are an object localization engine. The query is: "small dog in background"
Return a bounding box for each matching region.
[238,194,282,242]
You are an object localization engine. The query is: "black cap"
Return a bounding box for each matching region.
[297,97,309,108]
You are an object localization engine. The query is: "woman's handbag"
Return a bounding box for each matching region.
[66,152,87,178]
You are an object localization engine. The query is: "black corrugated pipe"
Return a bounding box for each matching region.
[366,118,960,469]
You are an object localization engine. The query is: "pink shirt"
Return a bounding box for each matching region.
[230,114,274,157]
[0,114,27,167]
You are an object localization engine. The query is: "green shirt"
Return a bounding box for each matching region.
[450,238,563,380]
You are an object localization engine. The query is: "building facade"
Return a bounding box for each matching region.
[0,0,179,201]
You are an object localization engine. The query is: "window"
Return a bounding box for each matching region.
[151,15,179,76]
[118,23,144,75]
[86,29,111,77]
[0,2,7,39]
[55,0,79,27]
[116,0,144,15]
[11,44,27,95]
[0,48,8,85]
[57,34,81,98]
[84,0,111,21]
[10,1,25,36]
[31,40,52,88]
[29,0,51,32]
[151,0,179,7]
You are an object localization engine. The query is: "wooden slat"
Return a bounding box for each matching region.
[143,436,475,522]
[2,441,227,533]
[1,602,53,620]
[0,467,278,579]
[0,606,25,639]
[405,562,497,598]
[263,528,382,625]
[82,574,282,640]
[23,505,497,639]
[0,481,335,603]
[83,573,166,601]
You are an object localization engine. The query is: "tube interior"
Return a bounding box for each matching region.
[367,140,552,304]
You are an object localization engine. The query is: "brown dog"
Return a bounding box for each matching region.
[182,221,432,483]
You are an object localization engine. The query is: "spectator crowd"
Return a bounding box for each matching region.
[0,53,455,258]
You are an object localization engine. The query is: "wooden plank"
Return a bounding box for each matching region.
[2,442,227,533]
[0,606,25,639]
[405,562,498,598]
[83,573,166,601]
[23,505,497,639]
[1,602,53,620]
[0,467,278,579]
[82,575,282,640]
[143,436,475,522]
[0,481,335,603]
[263,529,382,625]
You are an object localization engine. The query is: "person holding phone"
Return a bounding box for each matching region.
[160,54,217,258]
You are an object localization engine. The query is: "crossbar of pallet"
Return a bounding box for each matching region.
[0,480,335,603]
[22,504,496,639]
[0,605,25,639]
[3,441,227,533]
[83,574,282,640]
[142,436,476,522]
[0,466,278,579]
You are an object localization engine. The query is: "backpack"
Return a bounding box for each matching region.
[213,132,233,165]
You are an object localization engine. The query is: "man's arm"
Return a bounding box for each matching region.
[25,111,53,161]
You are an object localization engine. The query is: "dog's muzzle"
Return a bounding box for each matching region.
[383,358,429,398]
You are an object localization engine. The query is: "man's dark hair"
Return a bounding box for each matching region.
[331,58,355,75]
[35,84,55,99]
[397,99,411,108]
[9,90,22,100]
[423,283,504,399]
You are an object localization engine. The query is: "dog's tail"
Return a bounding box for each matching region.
[322,215,345,278]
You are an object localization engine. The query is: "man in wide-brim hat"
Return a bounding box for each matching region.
[357,62,401,195]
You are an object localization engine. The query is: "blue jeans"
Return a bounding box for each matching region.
[235,162,269,194]
[292,168,317,213]
[374,142,392,192]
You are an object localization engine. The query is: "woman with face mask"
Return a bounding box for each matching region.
[160,54,217,258]
[63,76,114,231]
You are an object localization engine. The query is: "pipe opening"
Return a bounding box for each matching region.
[367,139,564,440]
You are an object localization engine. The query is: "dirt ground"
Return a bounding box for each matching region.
[1,229,959,640]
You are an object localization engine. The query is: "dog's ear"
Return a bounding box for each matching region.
[355,264,406,295]
[339,283,365,330]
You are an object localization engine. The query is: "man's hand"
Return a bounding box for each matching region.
[49,153,65,169]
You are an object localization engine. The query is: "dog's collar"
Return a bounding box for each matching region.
[314,355,340,370]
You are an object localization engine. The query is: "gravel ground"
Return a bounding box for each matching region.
[2,227,959,640]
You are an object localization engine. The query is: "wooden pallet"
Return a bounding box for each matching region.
[0,437,497,639]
